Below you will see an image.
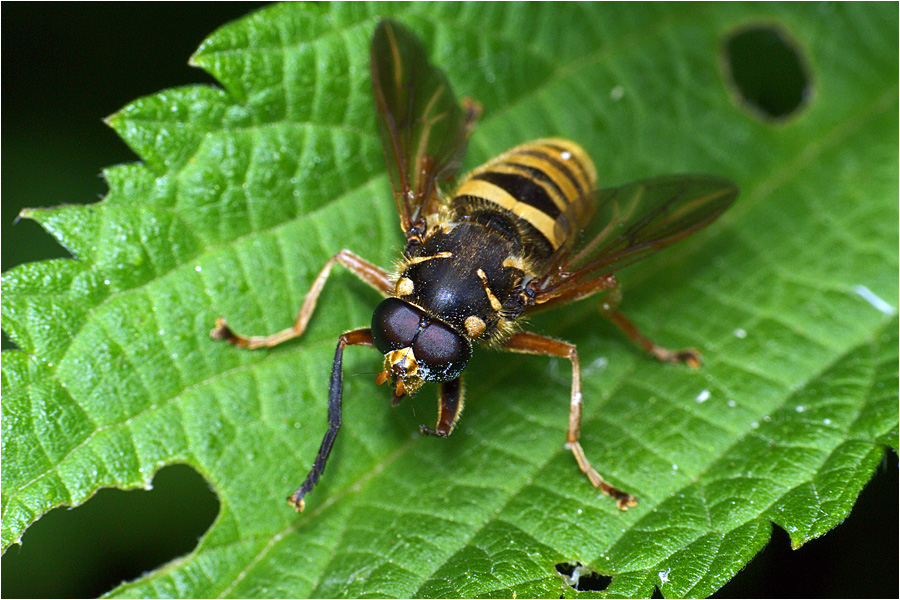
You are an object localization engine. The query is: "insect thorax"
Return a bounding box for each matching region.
[396,214,531,345]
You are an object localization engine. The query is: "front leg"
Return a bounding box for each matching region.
[288,327,374,511]
[420,378,465,438]
[212,249,392,349]
[502,331,637,510]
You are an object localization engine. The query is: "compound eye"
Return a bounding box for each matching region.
[413,321,471,382]
[371,298,422,354]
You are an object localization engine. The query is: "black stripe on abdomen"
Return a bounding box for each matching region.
[514,148,587,198]
[471,171,561,219]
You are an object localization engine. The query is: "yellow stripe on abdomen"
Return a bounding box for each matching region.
[452,138,598,250]
[453,177,561,247]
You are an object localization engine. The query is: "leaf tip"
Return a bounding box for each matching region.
[187,50,204,70]
[17,207,38,223]
[102,111,125,135]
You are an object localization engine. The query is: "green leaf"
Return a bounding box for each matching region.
[3,3,897,598]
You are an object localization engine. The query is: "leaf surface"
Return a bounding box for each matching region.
[2,3,897,598]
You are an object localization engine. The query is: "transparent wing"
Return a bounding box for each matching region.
[534,175,738,299]
[371,20,479,234]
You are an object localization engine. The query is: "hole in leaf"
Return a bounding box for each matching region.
[1,464,219,598]
[555,561,612,592]
[723,24,812,121]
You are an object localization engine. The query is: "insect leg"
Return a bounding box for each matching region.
[531,274,619,312]
[212,249,392,349]
[502,331,637,510]
[288,327,374,511]
[599,285,701,367]
[420,378,465,438]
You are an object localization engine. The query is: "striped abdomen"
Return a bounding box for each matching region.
[451,138,597,257]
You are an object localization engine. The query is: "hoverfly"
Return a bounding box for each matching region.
[212,19,737,512]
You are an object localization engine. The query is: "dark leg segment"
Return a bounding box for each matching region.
[420,378,464,437]
[212,249,392,349]
[288,328,374,511]
[503,331,637,510]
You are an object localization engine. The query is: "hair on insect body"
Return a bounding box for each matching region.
[212,19,738,512]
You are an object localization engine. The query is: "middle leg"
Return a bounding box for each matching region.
[599,285,701,367]
[531,275,700,367]
[502,331,637,510]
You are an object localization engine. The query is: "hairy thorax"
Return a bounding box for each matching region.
[395,218,535,344]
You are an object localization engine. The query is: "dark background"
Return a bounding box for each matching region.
[2,4,897,598]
